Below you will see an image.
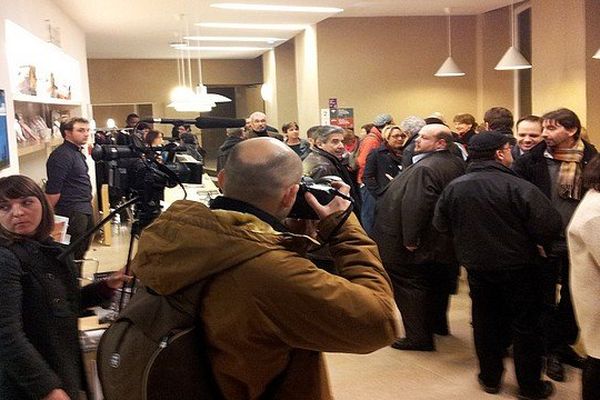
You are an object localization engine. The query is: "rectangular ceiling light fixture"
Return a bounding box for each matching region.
[183,35,284,44]
[173,45,271,51]
[196,22,308,30]
[210,3,343,13]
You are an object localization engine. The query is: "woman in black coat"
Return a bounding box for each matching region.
[0,175,128,400]
[363,124,405,198]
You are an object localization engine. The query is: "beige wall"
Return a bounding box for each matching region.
[295,26,321,132]
[88,58,262,120]
[531,0,587,125]
[274,40,298,129]
[477,7,514,119]
[316,16,482,127]
[585,0,600,145]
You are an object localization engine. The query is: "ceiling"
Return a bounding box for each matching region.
[52,0,515,60]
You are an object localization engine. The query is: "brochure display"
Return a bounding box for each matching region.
[4,20,82,158]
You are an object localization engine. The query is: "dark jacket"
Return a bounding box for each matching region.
[0,239,112,400]
[401,136,418,170]
[457,129,476,147]
[512,140,597,200]
[363,144,403,197]
[433,161,562,272]
[216,136,244,172]
[372,150,465,267]
[287,139,311,160]
[402,139,465,170]
[303,147,362,213]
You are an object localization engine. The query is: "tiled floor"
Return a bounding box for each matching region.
[88,223,583,400]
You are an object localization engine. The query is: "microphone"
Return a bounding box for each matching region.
[141,116,246,130]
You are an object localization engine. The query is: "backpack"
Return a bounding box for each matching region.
[96,282,222,400]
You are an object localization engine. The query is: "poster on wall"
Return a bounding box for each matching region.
[329,107,354,131]
[0,90,9,170]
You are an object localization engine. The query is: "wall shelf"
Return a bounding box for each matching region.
[14,94,81,107]
[17,136,63,157]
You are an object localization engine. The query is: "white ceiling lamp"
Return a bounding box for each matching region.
[593,48,600,59]
[495,0,531,70]
[183,35,285,44]
[435,8,465,77]
[196,22,308,31]
[210,3,343,13]
[168,16,232,113]
[170,45,270,52]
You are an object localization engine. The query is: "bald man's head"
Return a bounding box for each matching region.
[414,124,454,154]
[221,138,303,209]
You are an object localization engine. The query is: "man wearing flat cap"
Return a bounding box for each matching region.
[356,113,394,233]
[433,132,561,399]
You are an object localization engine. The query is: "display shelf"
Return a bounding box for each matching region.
[17,135,63,157]
[13,94,81,107]
[17,141,45,157]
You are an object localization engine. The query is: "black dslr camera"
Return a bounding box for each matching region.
[289,176,345,220]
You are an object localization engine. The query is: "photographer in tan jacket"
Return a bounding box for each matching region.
[132,137,401,400]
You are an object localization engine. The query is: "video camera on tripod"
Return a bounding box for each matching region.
[92,116,246,231]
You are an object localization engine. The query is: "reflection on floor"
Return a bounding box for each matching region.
[89,223,582,400]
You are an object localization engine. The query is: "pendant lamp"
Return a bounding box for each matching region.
[168,16,232,113]
[435,8,465,77]
[593,48,600,59]
[495,1,531,70]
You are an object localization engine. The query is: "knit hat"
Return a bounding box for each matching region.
[469,131,516,153]
[373,113,393,126]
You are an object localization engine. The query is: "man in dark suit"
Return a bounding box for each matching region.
[372,124,465,351]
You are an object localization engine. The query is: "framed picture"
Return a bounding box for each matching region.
[0,90,10,170]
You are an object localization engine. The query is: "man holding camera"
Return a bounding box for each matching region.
[131,137,400,400]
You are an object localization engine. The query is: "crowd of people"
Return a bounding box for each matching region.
[1,105,599,400]
[214,106,599,399]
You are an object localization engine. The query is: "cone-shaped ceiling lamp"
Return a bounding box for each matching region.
[435,8,465,77]
[593,48,600,59]
[495,1,531,70]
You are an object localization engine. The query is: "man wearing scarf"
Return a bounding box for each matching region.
[513,108,597,383]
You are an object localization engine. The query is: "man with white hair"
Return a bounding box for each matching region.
[247,111,268,137]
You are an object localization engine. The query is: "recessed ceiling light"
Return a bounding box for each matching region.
[196,22,308,31]
[183,35,284,44]
[173,45,271,51]
[210,3,343,13]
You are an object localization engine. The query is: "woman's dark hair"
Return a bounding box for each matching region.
[453,113,476,127]
[144,129,163,146]
[361,123,374,133]
[583,154,600,191]
[0,175,55,242]
[281,121,299,133]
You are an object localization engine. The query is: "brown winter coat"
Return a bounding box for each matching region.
[132,200,400,400]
